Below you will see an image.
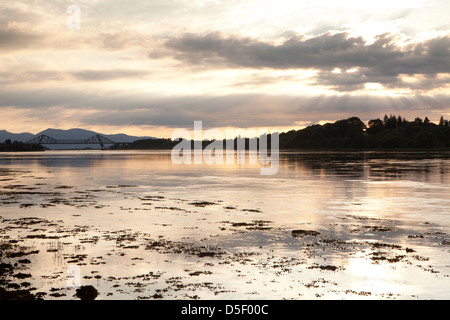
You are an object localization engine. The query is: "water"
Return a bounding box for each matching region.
[1,150,450,299]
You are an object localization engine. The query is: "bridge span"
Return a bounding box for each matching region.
[26,134,131,150]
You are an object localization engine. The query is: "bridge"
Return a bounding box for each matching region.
[26,134,126,150]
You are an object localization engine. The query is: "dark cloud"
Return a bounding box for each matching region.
[0,6,42,26]
[0,28,45,50]
[95,31,152,51]
[0,5,49,50]
[163,32,450,91]
[71,69,150,81]
[0,71,65,84]
[0,86,94,108]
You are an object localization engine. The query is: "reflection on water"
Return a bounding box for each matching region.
[2,150,449,179]
[1,150,450,300]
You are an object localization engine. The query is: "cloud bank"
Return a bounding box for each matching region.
[164,32,450,92]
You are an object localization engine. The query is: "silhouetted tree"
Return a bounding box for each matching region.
[439,116,449,127]
[386,114,398,128]
[367,118,384,135]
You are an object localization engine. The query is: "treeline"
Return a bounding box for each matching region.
[111,138,178,150]
[110,137,267,150]
[0,139,46,151]
[110,114,450,151]
[279,115,450,149]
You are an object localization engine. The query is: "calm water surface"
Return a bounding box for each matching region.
[1,150,450,299]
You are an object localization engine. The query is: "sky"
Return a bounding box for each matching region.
[1,0,449,138]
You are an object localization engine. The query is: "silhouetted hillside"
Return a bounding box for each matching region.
[280,115,450,149]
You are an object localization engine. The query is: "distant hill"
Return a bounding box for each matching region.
[35,128,153,143]
[0,130,34,143]
[36,128,100,140]
[0,128,153,143]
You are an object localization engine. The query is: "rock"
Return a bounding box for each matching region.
[0,263,13,276]
[18,259,31,264]
[291,229,320,237]
[13,273,32,279]
[76,285,98,300]
[0,287,35,300]
[7,283,21,289]
[189,201,217,207]
[308,265,339,271]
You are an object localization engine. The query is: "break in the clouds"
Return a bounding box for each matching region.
[0,0,449,136]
